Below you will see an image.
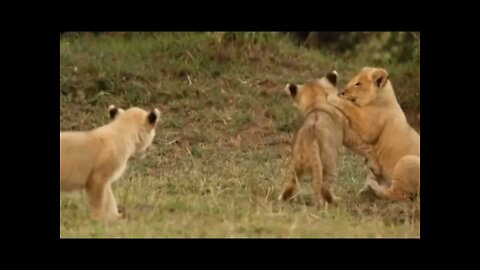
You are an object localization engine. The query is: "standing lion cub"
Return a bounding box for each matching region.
[60,105,161,220]
[327,67,420,201]
[279,71,379,205]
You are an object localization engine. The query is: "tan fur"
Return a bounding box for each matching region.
[60,105,161,220]
[327,67,420,201]
[278,72,379,206]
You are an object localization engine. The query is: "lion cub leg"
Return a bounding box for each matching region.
[309,142,339,206]
[320,170,341,205]
[327,94,368,137]
[279,164,304,202]
[342,122,383,198]
[359,170,384,198]
[342,120,380,175]
[104,183,124,219]
[358,158,385,198]
[86,173,109,220]
[318,148,341,205]
[367,155,420,201]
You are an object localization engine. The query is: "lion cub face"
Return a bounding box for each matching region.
[339,67,389,107]
[108,105,161,159]
[285,71,338,115]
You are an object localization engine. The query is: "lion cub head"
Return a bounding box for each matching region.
[339,67,389,107]
[108,104,161,159]
[285,71,339,116]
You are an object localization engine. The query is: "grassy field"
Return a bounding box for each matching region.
[60,32,420,238]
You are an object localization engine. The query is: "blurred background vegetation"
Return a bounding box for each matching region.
[291,32,419,63]
[62,31,420,64]
[60,31,420,131]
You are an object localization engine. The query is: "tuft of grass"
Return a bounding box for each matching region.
[60,32,420,238]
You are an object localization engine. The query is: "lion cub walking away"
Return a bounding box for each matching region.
[327,67,420,202]
[60,105,161,220]
[279,71,378,206]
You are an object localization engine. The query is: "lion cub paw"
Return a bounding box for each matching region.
[366,178,381,190]
[358,185,375,198]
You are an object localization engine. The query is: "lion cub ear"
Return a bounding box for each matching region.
[108,105,125,120]
[284,84,298,98]
[147,108,161,125]
[371,68,389,89]
[325,70,338,87]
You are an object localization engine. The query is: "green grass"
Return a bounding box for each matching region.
[60,32,420,238]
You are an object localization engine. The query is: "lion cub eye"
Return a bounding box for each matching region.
[355,82,361,86]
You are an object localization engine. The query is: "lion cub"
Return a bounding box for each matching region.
[279,71,379,205]
[60,105,161,220]
[327,67,420,201]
